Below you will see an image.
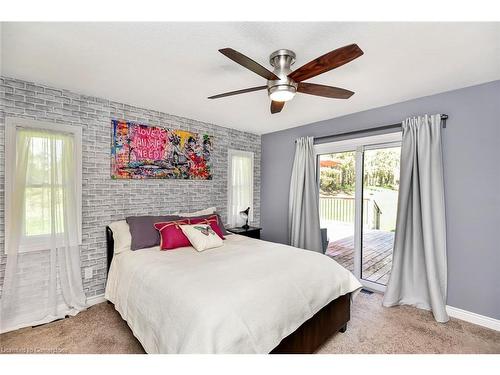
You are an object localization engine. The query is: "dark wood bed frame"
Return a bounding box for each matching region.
[106,226,350,354]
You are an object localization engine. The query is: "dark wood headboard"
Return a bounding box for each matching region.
[106,226,114,273]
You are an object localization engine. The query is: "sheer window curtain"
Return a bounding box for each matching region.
[383,114,449,323]
[1,128,87,333]
[288,136,322,252]
[227,150,254,227]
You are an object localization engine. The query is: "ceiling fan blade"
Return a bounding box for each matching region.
[219,48,280,81]
[208,85,267,99]
[288,44,364,82]
[297,82,354,99]
[270,101,285,114]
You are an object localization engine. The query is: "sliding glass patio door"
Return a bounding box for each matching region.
[318,151,356,274]
[316,133,401,292]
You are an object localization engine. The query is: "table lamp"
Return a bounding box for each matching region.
[239,207,250,230]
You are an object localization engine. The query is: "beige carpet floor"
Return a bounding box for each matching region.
[1,292,499,354]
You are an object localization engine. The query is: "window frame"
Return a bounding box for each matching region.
[5,117,83,253]
[227,149,254,226]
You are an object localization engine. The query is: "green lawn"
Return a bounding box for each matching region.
[24,187,64,235]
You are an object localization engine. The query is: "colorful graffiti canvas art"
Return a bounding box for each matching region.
[111,120,213,179]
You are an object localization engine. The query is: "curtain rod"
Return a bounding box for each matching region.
[298,114,448,144]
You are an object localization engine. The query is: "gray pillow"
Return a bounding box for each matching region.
[215,214,230,235]
[126,215,179,250]
[177,213,229,235]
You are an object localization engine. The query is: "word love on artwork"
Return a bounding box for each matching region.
[133,126,167,160]
[111,119,213,180]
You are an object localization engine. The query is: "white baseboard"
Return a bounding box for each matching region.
[86,294,106,306]
[85,293,499,331]
[446,305,500,331]
[85,294,498,331]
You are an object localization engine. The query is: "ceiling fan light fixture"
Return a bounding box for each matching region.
[210,44,363,113]
[268,84,296,102]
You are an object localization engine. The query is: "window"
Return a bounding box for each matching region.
[227,149,254,227]
[5,118,82,253]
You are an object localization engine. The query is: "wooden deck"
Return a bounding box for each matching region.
[326,230,394,285]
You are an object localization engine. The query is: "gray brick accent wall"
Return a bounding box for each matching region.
[0,76,261,298]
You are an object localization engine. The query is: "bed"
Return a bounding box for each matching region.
[104,226,361,354]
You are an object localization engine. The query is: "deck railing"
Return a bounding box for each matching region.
[319,196,382,229]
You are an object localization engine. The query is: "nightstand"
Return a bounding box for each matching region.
[227,226,262,239]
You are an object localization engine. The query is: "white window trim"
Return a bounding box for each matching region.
[5,117,83,254]
[227,149,254,224]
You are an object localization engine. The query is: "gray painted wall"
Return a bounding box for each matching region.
[0,76,261,299]
[261,80,500,319]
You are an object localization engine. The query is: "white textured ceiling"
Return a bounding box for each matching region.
[2,22,500,134]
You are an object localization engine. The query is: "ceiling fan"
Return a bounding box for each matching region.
[208,44,364,114]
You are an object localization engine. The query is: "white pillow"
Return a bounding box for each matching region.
[108,220,132,254]
[180,224,223,252]
[175,207,216,217]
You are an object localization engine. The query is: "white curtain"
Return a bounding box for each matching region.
[228,150,254,227]
[383,114,449,323]
[0,129,87,333]
[288,137,322,252]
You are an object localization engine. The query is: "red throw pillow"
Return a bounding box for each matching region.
[189,215,225,240]
[154,219,191,250]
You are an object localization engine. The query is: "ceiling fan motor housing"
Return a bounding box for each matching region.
[268,49,298,100]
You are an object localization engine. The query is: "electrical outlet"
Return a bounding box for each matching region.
[84,267,93,279]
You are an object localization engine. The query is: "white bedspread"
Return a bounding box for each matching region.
[105,234,361,354]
